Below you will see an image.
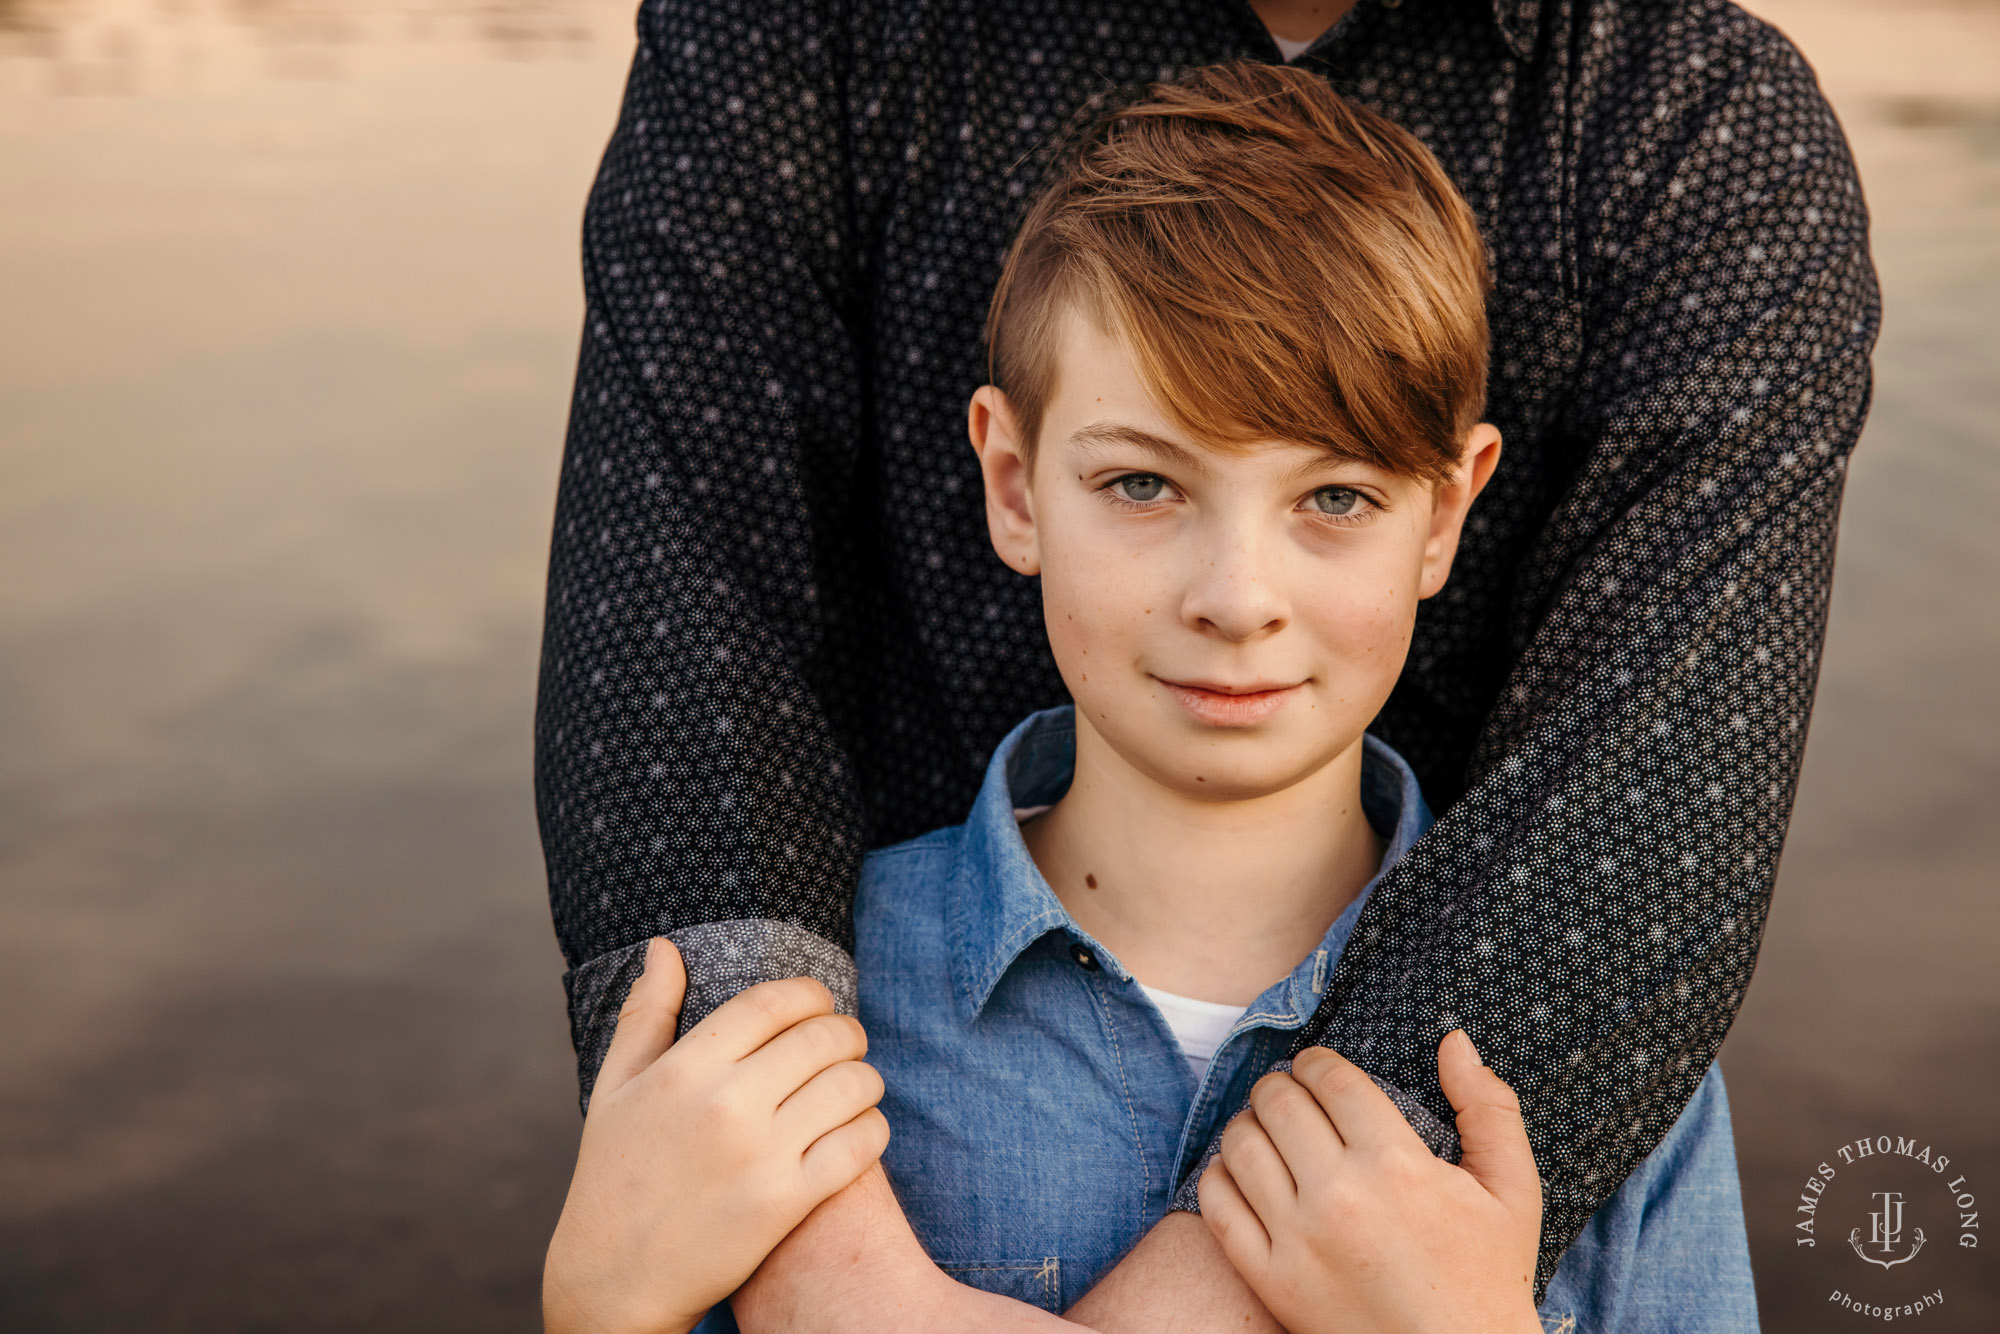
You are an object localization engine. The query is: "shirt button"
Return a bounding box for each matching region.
[1069,943,1100,971]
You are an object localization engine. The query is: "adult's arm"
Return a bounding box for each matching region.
[1188,11,1881,1295]
[537,0,878,1107]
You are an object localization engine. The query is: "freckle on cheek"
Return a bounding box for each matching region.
[1085,873,1097,889]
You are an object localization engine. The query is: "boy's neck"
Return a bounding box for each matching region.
[1020,715,1384,1007]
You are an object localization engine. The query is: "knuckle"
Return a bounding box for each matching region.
[737,981,791,1021]
[785,976,836,1011]
[744,976,820,1018]
[841,1111,890,1172]
[1255,1079,1309,1124]
[860,1106,891,1149]
[799,1014,845,1056]
[697,1077,756,1130]
[1301,1177,1359,1228]
[847,1059,886,1103]
[813,1016,867,1064]
[819,1059,873,1107]
[1311,1060,1367,1100]
[1249,1072,1295,1114]
[612,995,654,1030]
[1462,1099,1523,1139]
[1374,1144,1428,1188]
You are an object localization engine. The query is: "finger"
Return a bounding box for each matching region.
[1198,1157,1272,1278]
[774,1058,886,1147]
[1438,1030,1542,1219]
[1217,1109,1298,1223]
[1247,1069,1346,1184]
[595,938,687,1100]
[798,1107,892,1201]
[1290,1045,1419,1151]
[740,1012,870,1108]
[680,975,838,1066]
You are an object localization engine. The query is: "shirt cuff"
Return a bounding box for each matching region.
[1167,1062,1465,1212]
[562,919,859,1113]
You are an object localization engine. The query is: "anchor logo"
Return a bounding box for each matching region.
[1849,1191,1926,1269]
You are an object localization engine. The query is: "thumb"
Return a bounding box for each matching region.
[1438,1029,1542,1221]
[593,938,687,1104]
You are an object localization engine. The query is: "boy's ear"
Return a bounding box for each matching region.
[1418,422,1502,600]
[967,384,1042,576]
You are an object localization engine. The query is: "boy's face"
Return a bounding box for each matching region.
[969,310,1500,802]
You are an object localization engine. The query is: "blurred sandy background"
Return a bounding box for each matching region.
[1,0,1994,1328]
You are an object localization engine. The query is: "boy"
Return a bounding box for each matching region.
[547,63,1757,1334]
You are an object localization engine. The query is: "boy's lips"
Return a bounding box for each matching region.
[1154,677,1304,727]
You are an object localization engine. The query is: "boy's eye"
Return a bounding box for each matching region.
[1112,474,1169,503]
[1309,486,1364,516]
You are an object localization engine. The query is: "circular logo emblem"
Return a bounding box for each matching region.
[1792,1134,1979,1321]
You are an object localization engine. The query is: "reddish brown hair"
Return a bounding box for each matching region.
[985,61,1489,485]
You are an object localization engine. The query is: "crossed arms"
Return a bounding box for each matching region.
[544,945,1545,1334]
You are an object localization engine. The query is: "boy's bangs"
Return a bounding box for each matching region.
[986,61,1490,484]
[1092,249,1470,484]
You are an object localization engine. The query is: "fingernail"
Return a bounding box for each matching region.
[1450,1028,1482,1065]
[641,937,661,976]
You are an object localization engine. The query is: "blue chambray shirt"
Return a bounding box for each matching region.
[697,706,1758,1331]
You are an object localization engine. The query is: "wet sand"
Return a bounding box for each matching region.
[1,0,1995,1329]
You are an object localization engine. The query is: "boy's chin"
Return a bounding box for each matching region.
[1170,766,1317,803]
[1137,744,1337,803]
[1078,700,1350,800]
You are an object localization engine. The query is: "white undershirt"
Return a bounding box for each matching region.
[1271,33,1316,62]
[1138,985,1249,1084]
[1012,804,1249,1082]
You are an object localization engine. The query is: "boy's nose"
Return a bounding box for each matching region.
[1179,527,1288,642]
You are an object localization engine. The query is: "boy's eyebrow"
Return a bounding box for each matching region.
[1067,419,1372,487]
[1065,421,1213,475]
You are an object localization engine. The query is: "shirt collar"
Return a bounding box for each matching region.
[945,705,1431,1022]
[1489,0,1543,61]
[1286,1,1542,65]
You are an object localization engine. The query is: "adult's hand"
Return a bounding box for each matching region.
[543,940,889,1334]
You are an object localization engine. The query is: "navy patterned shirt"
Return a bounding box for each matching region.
[536,0,1878,1288]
